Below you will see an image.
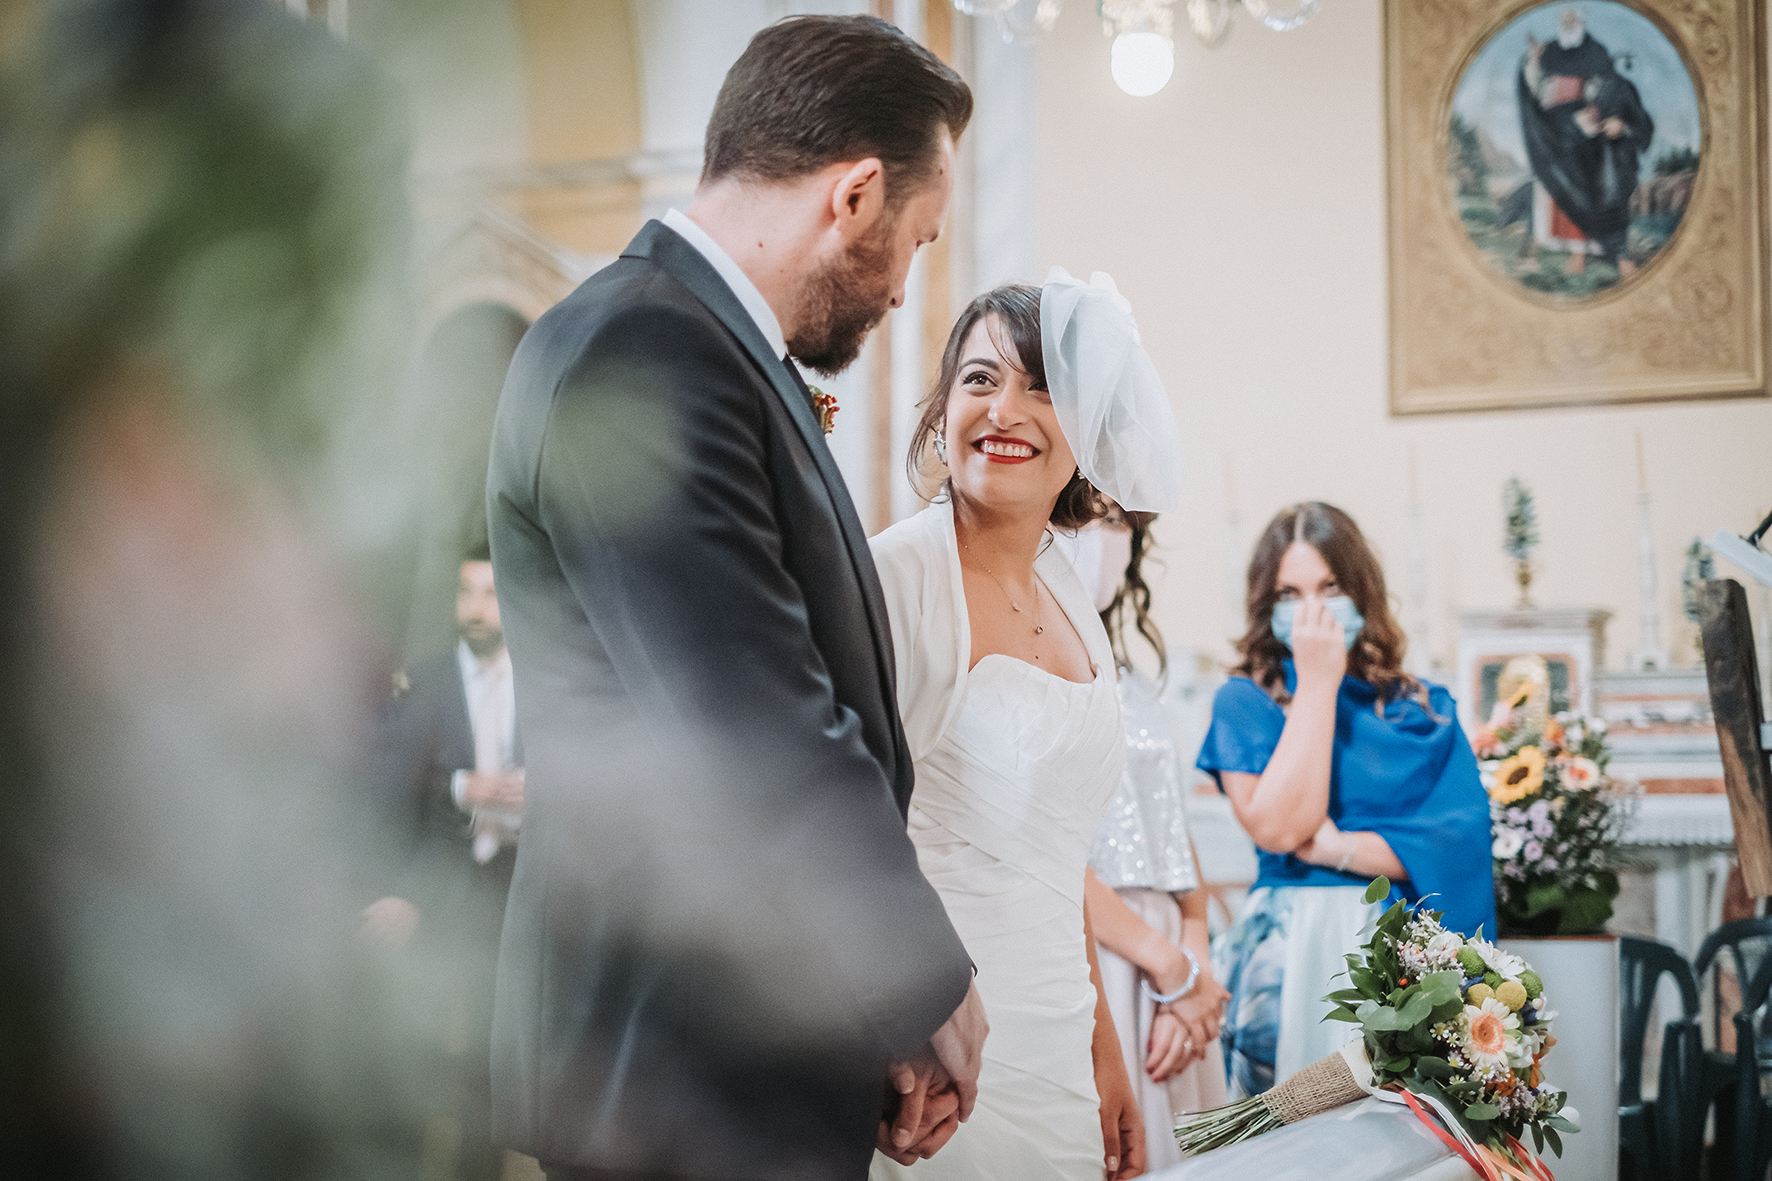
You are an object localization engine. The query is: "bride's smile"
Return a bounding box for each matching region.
[975,436,1036,461]
[945,319,1078,515]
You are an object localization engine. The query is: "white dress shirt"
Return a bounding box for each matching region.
[452,640,519,862]
[663,207,789,362]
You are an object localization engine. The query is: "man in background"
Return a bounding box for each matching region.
[363,542,524,1181]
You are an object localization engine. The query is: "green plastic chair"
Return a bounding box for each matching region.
[1725,952,1772,1181]
[1694,918,1772,1174]
[1619,935,1702,1181]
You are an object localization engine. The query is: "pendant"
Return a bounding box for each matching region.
[1012,604,1022,612]
[1034,626,1045,635]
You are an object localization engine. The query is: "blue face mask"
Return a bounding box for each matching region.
[1271,595,1364,652]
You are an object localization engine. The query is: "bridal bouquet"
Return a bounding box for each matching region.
[1176,879,1574,1180]
[1477,701,1632,936]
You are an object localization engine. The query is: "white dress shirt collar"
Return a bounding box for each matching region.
[662,207,788,362]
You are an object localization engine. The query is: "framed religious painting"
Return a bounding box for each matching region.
[1385,0,1769,413]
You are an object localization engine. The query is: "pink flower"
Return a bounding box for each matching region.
[1561,757,1601,792]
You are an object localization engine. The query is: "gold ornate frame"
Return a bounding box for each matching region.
[1385,0,1768,414]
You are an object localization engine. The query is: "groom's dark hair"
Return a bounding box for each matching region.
[701,14,972,205]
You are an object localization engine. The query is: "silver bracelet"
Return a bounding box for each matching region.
[1336,839,1354,874]
[1141,944,1201,1005]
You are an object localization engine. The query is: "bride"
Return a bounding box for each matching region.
[869,273,1183,1181]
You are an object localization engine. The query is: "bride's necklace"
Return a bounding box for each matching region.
[959,539,1044,636]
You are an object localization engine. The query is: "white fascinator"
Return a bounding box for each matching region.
[1039,267,1184,513]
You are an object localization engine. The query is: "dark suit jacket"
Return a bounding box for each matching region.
[485,220,971,1179]
[364,647,519,915]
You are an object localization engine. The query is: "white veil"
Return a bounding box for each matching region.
[1039,267,1184,513]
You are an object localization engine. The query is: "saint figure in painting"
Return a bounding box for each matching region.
[1518,7,1654,277]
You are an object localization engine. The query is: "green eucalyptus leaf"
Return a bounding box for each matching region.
[1464,1101,1500,1120]
[1544,1126,1563,1157]
[1419,971,1462,1004]
[1414,1056,1455,1080]
[1365,1005,1405,1031]
[1396,992,1434,1027]
[1364,876,1391,904]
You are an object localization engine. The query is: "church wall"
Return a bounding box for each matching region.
[511,0,643,255]
[1032,0,1772,678]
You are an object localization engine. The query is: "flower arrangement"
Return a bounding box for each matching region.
[1475,690,1632,937]
[1503,478,1539,608]
[1176,879,1573,1179]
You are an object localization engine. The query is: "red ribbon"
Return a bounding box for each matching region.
[1387,1088,1557,1181]
[1393,1087,1499,1181]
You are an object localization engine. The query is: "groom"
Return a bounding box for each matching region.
[486,15,984,1181]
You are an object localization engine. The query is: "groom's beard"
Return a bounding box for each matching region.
[786,217,896,377]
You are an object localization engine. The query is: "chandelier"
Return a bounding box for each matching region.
[951,0,1321,96]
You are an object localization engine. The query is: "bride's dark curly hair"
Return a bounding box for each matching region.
[1234,502,1424,711]
[1100,509,1166,676]
[907,284,1106,531]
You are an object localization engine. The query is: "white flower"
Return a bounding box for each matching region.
[1426,931,1465,960]
[1473,940,1527,981]
[1493,829,1525,859]
[1460,997,1522,1071]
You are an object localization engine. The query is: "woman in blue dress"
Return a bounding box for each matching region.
[1197,502,1494,1098]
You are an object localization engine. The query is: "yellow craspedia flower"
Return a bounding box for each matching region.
[1467,982,1495,1006]
[1495,981,1528,1012]
[1489,746,1546,804]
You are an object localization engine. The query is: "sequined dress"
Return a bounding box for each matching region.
[869,503,1125,1181]
[1088,669,1225,1167]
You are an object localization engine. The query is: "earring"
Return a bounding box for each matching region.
[934,432,948,464]
[1075,466,1082,480]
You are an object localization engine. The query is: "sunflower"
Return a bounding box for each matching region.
[1489,746,1545,805]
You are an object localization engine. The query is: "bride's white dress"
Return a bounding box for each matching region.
[870,503,1125,1181]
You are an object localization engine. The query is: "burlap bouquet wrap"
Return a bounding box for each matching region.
[1257,1048,1369,1126]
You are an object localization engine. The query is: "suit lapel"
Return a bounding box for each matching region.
[622,222,902,732]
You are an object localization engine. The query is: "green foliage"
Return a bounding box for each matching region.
[1502,478,1538,563]
[1682,538,1716,624]
[1450,114,1489,198]
[1653,146,1700,175]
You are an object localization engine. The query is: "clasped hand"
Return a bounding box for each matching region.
[1140,941,1229,1082]
[877,978,987,1164]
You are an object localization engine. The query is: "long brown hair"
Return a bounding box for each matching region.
[908,284,1106,531]
[1234,502,1422,708]
[1101,510,1166,676]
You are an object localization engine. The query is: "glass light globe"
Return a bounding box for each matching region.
[1185,0,1232,46]
[1000,0,1062,40]
[1239,0,1321,32]
[952,0,1018,14]
[1110,30,1174,96]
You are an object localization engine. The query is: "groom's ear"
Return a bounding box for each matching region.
[829,157,889,236]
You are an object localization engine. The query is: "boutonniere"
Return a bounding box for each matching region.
[808,385,839,435]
